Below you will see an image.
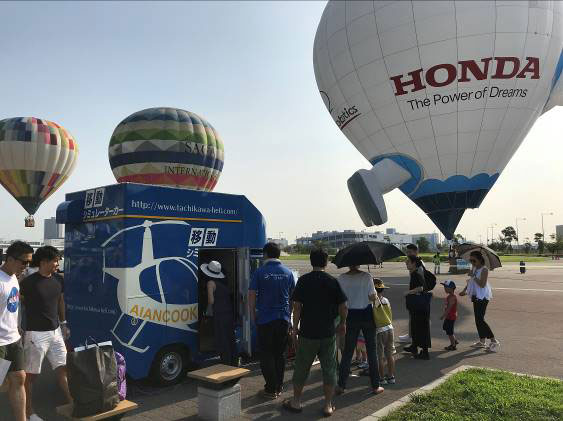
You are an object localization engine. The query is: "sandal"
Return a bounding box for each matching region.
[282,399,303,413]
[323,405,336,417]
[444,345,457,351]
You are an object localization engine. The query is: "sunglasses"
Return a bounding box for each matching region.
[13,257,32,266]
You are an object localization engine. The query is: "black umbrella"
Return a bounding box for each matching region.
[456,243,502,270]
[332,241,405,268]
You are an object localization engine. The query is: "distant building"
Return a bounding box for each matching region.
[294,229,441,251]
[44,238,65,250]
[411,233,440,250]
[267,238,289,249]
[296,229,411,250]
[556,225,563,239]
[296,236,313,247]
[0,239,45,255]
[44,217,64,240]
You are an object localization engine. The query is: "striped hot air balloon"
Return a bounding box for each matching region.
[0,117,78,227]
[108,107,224,191]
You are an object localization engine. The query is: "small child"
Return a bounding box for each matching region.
[440,280,458,350]
[433,253,441,275]
[373,278,396,385]
[355,333,368,369]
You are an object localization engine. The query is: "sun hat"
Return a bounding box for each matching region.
[200,261,225,279]
[440,279,456,289]
[373,278,389,289]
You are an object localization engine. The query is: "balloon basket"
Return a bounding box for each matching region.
[25,215,35,228]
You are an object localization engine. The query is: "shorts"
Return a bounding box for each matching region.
[0,339,24,372]
[442,319,455,336]
[23,328,67,374]
[293,335,337,386]
[376,329,395,360]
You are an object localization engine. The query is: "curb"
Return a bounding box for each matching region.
[359,365,561,420]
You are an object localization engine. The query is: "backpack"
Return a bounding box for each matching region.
[423,268,437,291]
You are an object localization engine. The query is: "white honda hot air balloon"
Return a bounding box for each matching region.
[314,0,562,239]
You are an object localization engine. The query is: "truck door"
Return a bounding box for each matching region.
[236,247,252,357]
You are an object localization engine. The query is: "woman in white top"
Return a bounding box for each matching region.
[460,251,500,351]
[336,266,384,395]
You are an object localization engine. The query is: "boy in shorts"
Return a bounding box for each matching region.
[373,279,395,385]
[440,280,458,350]
[21,246,72,420]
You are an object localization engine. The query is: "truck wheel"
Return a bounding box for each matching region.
[150,345,189,386]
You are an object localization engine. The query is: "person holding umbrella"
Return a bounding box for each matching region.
[336,265,384,396]
[459,251,500,352]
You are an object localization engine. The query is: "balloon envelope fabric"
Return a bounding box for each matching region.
[0,117,78,215]
[108,107,224,192]
[313,1,562,238]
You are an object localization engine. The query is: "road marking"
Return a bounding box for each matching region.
[378,284,563,293]
[493,287,563,292]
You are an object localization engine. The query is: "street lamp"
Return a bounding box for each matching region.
[488,223,497,244]
[515,217,526,249]
[541,212,553,245]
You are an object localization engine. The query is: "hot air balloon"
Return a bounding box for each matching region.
[313,0,562,239]
[108,107,224,191]
[0,117,78,227]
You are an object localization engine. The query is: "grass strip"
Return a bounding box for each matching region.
[381,368,563,421]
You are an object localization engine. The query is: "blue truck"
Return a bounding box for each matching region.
[57,182,266,384]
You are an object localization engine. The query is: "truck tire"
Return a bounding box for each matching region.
[150,345,189,386]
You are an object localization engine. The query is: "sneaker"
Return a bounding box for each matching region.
[487,341,500,352]
[28,415,45,421]
[380,378,388,385]
[398,334,411,343]
[373,386,385,395]
[386,376,396,384]
[470,341,487,348]
[358,362,369,369]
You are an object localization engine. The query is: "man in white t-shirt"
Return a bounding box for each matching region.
[0,241,34,421]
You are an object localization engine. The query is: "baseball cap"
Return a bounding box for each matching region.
[440,280,456,289]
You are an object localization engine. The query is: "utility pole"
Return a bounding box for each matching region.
[515,217,526,249]
[488,223,497,244]
[541,212,553,247]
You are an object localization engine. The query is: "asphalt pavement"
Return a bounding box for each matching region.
[2,261,562,420]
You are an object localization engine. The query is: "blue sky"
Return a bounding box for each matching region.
[1,1,562,244]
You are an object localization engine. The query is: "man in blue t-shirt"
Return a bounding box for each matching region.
[249,242,295,399]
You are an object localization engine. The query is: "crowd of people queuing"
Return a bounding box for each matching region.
[1,240,500,419]
[246,242,500,417]
[0,241,71,421]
